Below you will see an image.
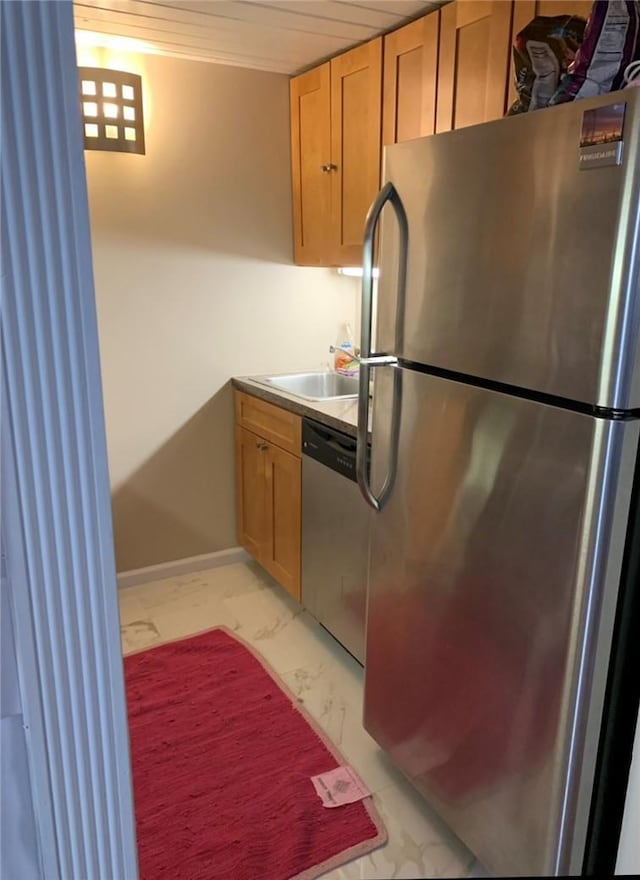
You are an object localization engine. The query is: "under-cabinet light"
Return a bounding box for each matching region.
[337,267,380,278]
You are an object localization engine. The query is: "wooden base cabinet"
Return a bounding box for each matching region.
[263,440,301,597]
[234,392,301,601]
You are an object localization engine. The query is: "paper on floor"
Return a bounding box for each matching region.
[311,765,372,808]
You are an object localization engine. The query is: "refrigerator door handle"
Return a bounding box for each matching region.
[357,181,408,511]
[359,355,399,367]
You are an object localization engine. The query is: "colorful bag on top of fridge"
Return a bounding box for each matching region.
[507,14,587,114]
[550,0,640,104]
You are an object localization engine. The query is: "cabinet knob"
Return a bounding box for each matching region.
[320,163,338,173]
[256,441,268,451]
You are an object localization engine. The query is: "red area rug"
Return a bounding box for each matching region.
[125,627,386,880]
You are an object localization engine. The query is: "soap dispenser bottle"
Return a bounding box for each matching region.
[333,322,358,376]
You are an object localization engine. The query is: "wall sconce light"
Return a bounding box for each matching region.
[78,67,145,155]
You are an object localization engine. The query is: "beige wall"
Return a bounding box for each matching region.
[83,51,358,573]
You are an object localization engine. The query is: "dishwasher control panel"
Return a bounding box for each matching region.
[302,419,358,482]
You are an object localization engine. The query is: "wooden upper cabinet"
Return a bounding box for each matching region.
[330,37,382,266]
[290,37,382,266]
[382,11,440,146]
[290,64,331,265]
[512,0,593,34]
[508,1,594,106]
[436,0,514,133]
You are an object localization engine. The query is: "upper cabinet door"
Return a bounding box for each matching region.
[290,63,331,266]
[330,37,382,266]
[508,1,594,106]
[436,0,514,133]
[382,11,440,146]
[512,0,593,32]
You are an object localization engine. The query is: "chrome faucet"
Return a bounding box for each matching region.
[329,344,361,364]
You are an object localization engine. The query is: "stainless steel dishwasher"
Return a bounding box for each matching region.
[301,418,370,664]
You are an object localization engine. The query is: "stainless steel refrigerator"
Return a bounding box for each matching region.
[356,89,640,877]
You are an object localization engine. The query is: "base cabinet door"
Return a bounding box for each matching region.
[235,426,268,562]
[436,0,513,132]
[234,392,301,601]
[263,443,301,600]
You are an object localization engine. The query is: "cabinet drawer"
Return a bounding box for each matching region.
[235,391,301,456]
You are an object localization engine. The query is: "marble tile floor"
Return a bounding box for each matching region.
[119,559,480,880]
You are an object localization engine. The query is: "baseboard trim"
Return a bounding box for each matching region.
[116,547,251,590]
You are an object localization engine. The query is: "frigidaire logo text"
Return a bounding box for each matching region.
[580,148,617,162]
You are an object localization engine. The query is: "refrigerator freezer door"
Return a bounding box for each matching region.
[375,89,640,410]
[364,367,638,876]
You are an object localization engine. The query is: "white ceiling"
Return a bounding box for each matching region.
[73,0,444,75]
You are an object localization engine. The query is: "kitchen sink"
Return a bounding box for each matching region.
[252,371,359,401]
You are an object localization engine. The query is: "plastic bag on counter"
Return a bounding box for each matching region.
[507,14,587,114]
[550,0,640,104]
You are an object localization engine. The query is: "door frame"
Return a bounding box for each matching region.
[1,2,138,877]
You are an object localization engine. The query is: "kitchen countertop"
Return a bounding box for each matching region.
[232,376,359,438]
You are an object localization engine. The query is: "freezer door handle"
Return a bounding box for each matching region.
[357,181,407,511]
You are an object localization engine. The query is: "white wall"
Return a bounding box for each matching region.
[82,49,358,571]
